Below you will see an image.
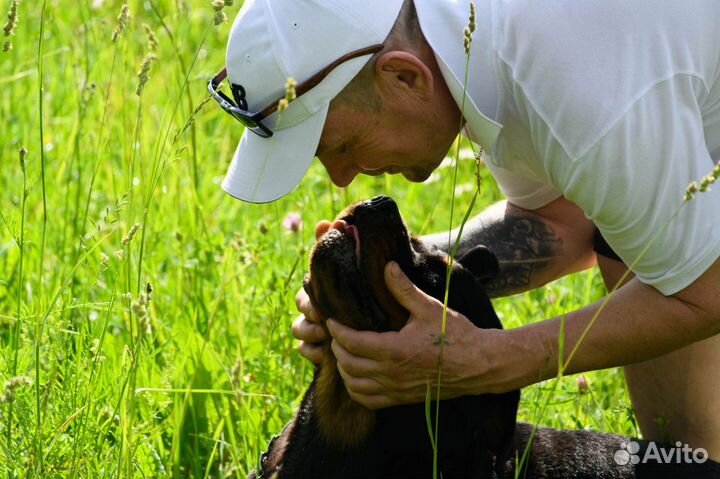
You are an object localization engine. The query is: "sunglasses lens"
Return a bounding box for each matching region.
[231,112,257,128]
[209,77,273,138]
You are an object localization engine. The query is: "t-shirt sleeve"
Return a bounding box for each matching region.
[556,76,720,295]
[483,159,563,210]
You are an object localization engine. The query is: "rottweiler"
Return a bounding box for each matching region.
[250,196,719,479]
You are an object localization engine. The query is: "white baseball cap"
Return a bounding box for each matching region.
[216,0,404,203]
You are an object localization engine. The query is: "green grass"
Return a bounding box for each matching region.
[0,1,636,476]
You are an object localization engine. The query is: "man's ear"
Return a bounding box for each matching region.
[457,245,499,281]
[374,51,434,101]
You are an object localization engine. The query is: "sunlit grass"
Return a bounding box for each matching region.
[0,1,634,476]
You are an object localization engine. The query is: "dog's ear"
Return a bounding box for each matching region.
[457,245,499,281]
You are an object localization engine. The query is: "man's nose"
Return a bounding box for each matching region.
[319,155,359,187]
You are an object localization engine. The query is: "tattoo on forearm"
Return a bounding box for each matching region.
[478,215,563,296]
[422,206,565,297]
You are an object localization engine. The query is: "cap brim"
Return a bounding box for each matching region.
[222,105,329,204]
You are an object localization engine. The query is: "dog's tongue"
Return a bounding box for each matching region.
[331,219,361,266]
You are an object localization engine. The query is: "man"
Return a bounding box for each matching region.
[209,0,720,467]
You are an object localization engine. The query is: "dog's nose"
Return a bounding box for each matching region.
[365,196,394,209]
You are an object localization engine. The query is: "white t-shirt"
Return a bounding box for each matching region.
[414,0,720,296]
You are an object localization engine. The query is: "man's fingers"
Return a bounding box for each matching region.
[384,261,436,314]
[298,341,325,365]
[330,337,382,377]
[291,315,328,343]
[327,319,395,359]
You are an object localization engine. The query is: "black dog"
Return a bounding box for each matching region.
[250,196,718,479]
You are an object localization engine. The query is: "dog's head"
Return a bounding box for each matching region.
[254,197,518,478]
[304,195,502,333]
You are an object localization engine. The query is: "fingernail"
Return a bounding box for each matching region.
[389,261,401,278]
[326,319,336,334]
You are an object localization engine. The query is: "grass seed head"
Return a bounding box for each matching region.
[3,0,19,37]
[1,375,32,403]
[278,77,297,112]
[463,2,476,54]
[214,10,227,25]
[142,23,158,51]
[19,146,27,172]
[136,54,157,96]
[122,223,141,246]
[111,3,131,43]
[3,0,19,52]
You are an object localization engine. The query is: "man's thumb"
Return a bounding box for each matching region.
[384,261,431,314]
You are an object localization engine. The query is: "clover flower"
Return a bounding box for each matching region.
[282,213,302,233]
[577,374,591,394]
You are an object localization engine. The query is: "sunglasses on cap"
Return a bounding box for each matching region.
[208,44,384,139]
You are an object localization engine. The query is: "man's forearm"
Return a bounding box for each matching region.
[422,199,595,297]
[487,262,720,393]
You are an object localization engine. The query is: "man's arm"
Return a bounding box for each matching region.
[327,256,720,408]
[484,256,720,394]
[422,197,597,297]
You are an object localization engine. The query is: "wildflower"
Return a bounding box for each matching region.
[684,181,699,202]
[1,375,32,403]
[19,146,27,172]
[142,23,158,51]
[223,0,233,6]
[577,374,590,394]
[136,54,157,96]
[277,98,289,113]
[211,0,224,11]
[122,223,140,246]
[111,3,131,43]
[282,213,302,233]
[113,250,125,260]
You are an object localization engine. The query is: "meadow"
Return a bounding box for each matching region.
[0,0,637,476]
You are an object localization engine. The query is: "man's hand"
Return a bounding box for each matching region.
[292,220,333,364]
[327,261,505,409]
